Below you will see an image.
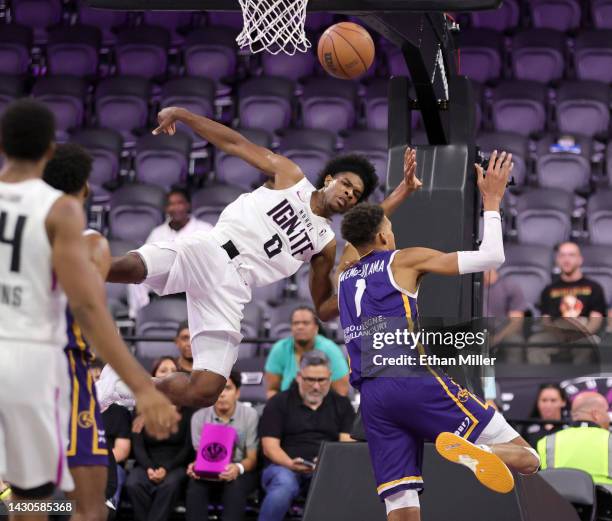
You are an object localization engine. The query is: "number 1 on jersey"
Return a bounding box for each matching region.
[355,278,366,317]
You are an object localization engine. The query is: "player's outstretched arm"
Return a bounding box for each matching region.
[153,107,304,189]
[47,197,180,439]
[380,146,421,216]
[309,240,340,321]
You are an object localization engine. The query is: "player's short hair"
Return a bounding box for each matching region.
[43,143,92,195]
[0,99,55,161]
[167,185,191,205]
[228,370,242,389]
[315,154,378,201]
[176,320,189,337]
[341,203,385,247]
[299,350,330,370]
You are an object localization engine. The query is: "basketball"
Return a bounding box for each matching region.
[317,22,375,80]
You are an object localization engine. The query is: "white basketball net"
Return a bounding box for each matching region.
[237,0,311,55]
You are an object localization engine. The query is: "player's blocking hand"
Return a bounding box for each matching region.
[403,147,422,192]
[153,107,179,136]
[475,149,513,207]
[135,387,181,439]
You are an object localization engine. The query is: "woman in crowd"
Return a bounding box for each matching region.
[524,383,569,447]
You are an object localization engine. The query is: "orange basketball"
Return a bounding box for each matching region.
[317,22,375,80]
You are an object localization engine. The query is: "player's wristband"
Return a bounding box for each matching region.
[236,463,245,475]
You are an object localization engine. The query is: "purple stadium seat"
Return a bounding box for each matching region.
[498,244,553,308]
[206,12,243,29]
[592,0,612,29]
[261,50,316,81]
[476,131,529,186]
[341,129,388,191]
[95,77,150,139]
[607,141,612,187]
[71,128,123,201]
[77,2,128,46]
[587,189,612,245]
[574,30,612,83]
[214,128,271,190]
[301,77,358,132]
[238,77,295,132]
[142,11,194,47]
[192,182,245,226]
[529,0,581,32]
[134,132,192,190]
[0,75,25,117]
[580,244,612,305]
[385,46,409,77]
[0,24,32,74]
[363,79,388,130]
[277,128,337,184]
[115,26,170,80]
[555,81,610,138]
[12,0,62,44]
[136,297,187,364]
[108,183,166,243]
[184,28,238,84]
[471,80,484,131]
[160,77,215,145]
[511,30,566,84]
[491,81,548,135]
[535,135,592,192]
[470,0,520,31]
[47,25,101,77]
[457,29,503,83]
[304,13,334,31]
[515,188,573,246]
[32,76,86,141]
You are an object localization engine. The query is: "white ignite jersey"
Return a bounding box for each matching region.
[210,177,335,287]
[0,179,67,348]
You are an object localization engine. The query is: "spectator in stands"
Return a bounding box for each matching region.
[258,351,355,521]
[174,321,193,373]
[152,356,178,378]
[524,383,569,448]
[529,242,607,362]
[103,399,133,512]
[89,358,104,382]
[265,306,350,398]
[186,370,258,521]
[128,187,212,316]
[538,391,612,491]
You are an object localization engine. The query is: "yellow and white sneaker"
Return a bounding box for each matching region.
[435,432,515,494]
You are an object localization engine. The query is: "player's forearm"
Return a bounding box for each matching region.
[175,108,245,153]
[380,180,415,216]
[457,211,504,274]
[316,294,339,322]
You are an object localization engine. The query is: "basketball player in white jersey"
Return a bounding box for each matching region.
[0,100,178,518]
[104,107,420,411]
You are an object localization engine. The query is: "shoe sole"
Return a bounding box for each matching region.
[435,432,515,494]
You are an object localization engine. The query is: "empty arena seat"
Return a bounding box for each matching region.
[457,29,503,83]
[238,301,265,359]
[538,469,596,517]
[184,27,238,83]
[47,25,101,77]
[574,30,612,83]
[238,76,295,132]
[262,50,316,81]
[95,77,151,138]
[0,24,32,75]
[469,0,519,31]
[134,131,192,189]
[301,77,358,132]
[580,244,612,305]
[71,127,123,200]
[384,45,409,77]
[587,189,612,245]
[476,131,529,186]
[592,0,612,29]
[515,188,573,246]
[341,129,388,190]
[0,75,26,116]
[363,78,389,130]
[142,11,194,47]
[252,280,287,307]
[277,128,336,184]
[607,141,612,187]
[136,297,187,365]
[498,244,554,309]
[76,1,128,46]
[32,76,86,140]
[491,81,548,136]
[233,356,267,403]
[191,182,245,225]
[511,29,566,84]
[555,81,610,138]
[115,26,170,80]
[214,128,271,190]
[206,11,243,29]
[12,0,62,44]
[529,0,581,31]
[108,183,166,242]
[535,135,592,192]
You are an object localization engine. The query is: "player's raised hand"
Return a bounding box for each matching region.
[135,387,181,439]
[475,150,513,210]
[153,107,179,136]
[403,147,422,192]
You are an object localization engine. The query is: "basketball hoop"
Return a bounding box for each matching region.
[237,0,311,55]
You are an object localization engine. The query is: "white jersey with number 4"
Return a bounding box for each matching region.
[210,177,335,287]
[0,178,67,348]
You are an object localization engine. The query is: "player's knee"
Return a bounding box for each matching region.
[11,482,55,499]
[188,371,226,408]
[385,489,420,515]
[520,446,541,475]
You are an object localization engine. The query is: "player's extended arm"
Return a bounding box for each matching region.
[47,197,179,439]
[380,146,421,216]
[153,107,304,189]
[84,231,111,280]
[310,240,340,322]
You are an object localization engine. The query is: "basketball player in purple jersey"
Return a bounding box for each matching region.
[337,151,540,521]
